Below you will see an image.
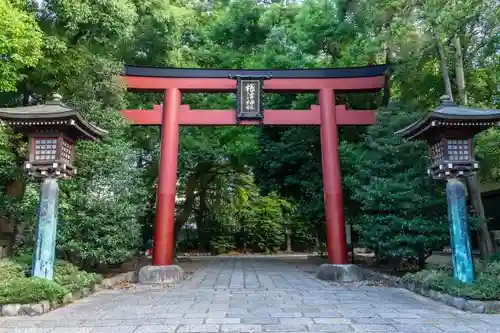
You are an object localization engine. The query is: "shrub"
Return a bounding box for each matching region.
[9,256,101,291]
[12,253,33,267]
[0,258,101,304]
[489,252,500,262]
[210,236,235,255]
[403,262,500,300]
[53,260,101,291]
[352,103,449,268]
[0,260,25,283]
[0,277,68,304]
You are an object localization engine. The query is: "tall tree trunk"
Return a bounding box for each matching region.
[434,29,454,100]
[285,226,292,252]
[173,172,198,257]
[453,35,467,105]
[314,229,320,254]
[1,79,33,256]
[22,76,32,106]
[3,179,26,256]
[197,190,207,252]
[467,176,494,261]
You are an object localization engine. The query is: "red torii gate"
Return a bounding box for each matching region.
[121,64,386,267]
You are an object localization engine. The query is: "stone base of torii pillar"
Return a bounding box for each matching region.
[138,265,185,284]
[316,264,366,282]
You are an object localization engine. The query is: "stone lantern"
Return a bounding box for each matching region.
[0,94,107,280]
[396,95,500,283]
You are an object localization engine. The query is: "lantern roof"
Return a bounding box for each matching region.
[0,94,108,141]
[396,95,500,140]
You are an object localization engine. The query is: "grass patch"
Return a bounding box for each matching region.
[402,261,500,300]
[0,256,101,304]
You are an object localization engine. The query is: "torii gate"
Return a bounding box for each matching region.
[121,64,386,269]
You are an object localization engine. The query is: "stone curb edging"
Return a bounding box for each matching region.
[0,271,137,317]
[362,268,500,314]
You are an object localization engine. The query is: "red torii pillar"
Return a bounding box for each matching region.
[154,88,181,265]
[319,88,348,264]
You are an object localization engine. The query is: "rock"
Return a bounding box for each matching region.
[1,304,20,316]
[316,264,366,282]
[72,290,82,301]
[19,304,43,316]
[82,288,91,297]
[138,265,185,284]
[125,271,137,282]
[30,303,44,316]
[440,293,454,306]
[62,293,72,305]
[413,283,422,294]
[392,279,402,287]
[434,291,444,302]
[407,282,415,291]
[108,276,119,286]
[100,271,137,289]
[92,284,103,293]
[40,301,50,313]
[420,286,430,297]
[451,297,466,310]
[465,300,486,314]
[485,301,500,314]
[101,278,113,289]
[50,300,60,309]
[429,289,439,300]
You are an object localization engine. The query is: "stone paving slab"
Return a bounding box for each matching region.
[1,258,500,332]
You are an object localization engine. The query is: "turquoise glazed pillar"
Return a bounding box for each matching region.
[446,178,475,283]
[32,178,59,280]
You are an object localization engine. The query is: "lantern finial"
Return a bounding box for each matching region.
[48,93,62,104]
[439,95,454,106]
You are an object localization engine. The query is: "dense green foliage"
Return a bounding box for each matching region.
[0,0,498,269]
[403,262,500,301]
[489,252,500,262]
[0,0,43,92]
[351,103,449,266]
[0,257,100,304]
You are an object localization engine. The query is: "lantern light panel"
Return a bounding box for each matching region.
[447,139,470,161]
[34,138,58,161]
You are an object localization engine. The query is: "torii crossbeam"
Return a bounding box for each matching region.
[121,64,387,267]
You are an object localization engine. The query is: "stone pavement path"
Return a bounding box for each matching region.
[1,258,500,333]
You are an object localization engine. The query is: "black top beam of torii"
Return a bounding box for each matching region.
[124,64,388,79]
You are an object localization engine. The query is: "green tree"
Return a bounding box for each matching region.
[0,0,43,92]
[2,0,148,265]
[351,102,449,267]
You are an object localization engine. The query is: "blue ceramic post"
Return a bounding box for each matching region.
[446,178,475,283]
[32,178,59,280]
